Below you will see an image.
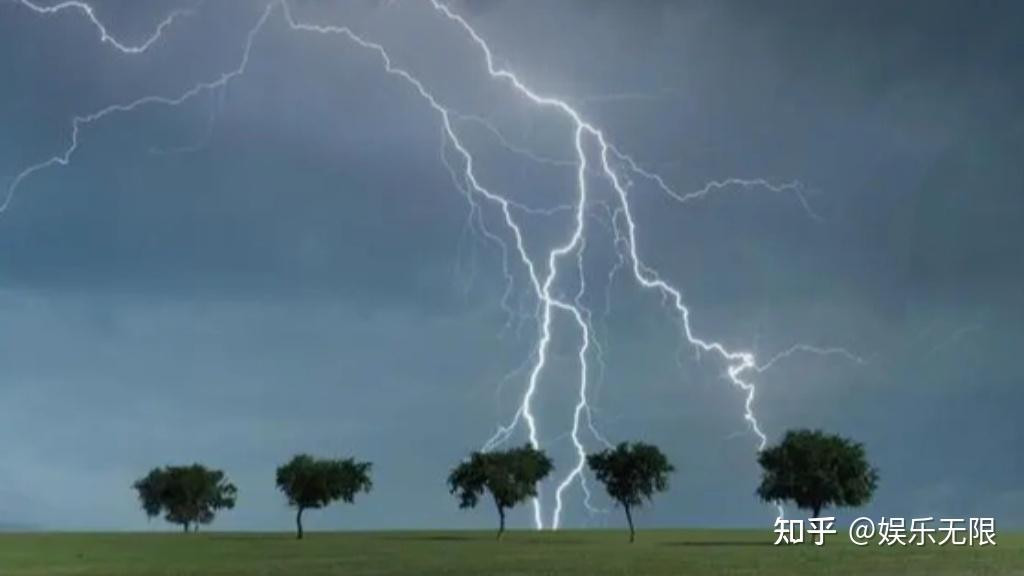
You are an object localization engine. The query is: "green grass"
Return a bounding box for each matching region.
[0,530,1020,575]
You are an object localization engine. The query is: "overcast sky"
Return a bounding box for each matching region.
[0,0,1021,532]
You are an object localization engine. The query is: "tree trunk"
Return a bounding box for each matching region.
[495,501,506,541]
[182,522,190,534]
[296,508,305,540]
[624,504,635,543]
[812,504,822,518]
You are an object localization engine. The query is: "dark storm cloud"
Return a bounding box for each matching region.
[0,0,1021,530]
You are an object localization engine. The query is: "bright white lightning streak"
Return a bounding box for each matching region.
[426,0,803,526]
[10,0,190,55]
[572,237,614,518]
[278,1,588,530]
[4,0,866,530]
[456,111,819,218]
[574,239,614,453]
[548,129,593,527]
[427,2,848,528]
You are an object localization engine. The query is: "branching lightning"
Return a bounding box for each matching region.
[3,0,866,530]
[11,0,191,54]
[1,1,273,215]
[754,345,866,374]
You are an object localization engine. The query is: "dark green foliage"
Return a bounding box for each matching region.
[132,464,237,532]
[448,444,554,540]
[757,429,879,517]
[587,442,674,542]
[276,454,373,539]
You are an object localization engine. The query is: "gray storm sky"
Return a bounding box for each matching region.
[0,0,1021,531]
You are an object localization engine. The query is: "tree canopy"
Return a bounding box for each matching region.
[133,464,237,532]
[587,442,674,542]
[448,444,553,540]
[757,428,879,517]
[275,454,373,539]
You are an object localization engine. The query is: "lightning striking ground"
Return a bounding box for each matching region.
[2,0,865,530]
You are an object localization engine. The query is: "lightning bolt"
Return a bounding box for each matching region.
[2,0,866,530]
[754,344,866,374]
[0,2,273,216]
[10,0,191,55]
[424,0,787,525]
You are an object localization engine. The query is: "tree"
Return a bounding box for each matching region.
[448,444,554,540]
[275,454,373,539]
[132,464,237,532]
[757,428,879,517]
[587,442,674,542]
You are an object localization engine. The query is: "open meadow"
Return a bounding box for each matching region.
[0,530,1020,576]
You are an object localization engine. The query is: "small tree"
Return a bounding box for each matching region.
[275,454,373,539]
[448,444,553,540]
[133,464,237,532]
[587,442,674,542]
[757,428,879,517]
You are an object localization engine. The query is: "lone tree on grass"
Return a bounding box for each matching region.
[757,428,879,517]
[587,442,674,542]
[448,444,553,541]
[133,464,237,533]
[275,454,373,539]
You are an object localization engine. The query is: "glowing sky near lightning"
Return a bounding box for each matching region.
[0,1,1022,531]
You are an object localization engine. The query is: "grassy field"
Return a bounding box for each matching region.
[0,530,1020,575]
